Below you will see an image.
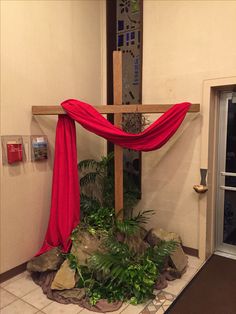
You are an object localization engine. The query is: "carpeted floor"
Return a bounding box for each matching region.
[166,254,236,314]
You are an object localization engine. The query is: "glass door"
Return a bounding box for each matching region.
[216,92,236,256]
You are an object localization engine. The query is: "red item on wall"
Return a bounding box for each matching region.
[7,143,23,164]
[36,100,191,256]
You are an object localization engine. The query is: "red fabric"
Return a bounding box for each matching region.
[61,99,191,151]
[36,99,191,255]
[36,115,80,256]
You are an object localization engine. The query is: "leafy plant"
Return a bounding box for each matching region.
[145,240,178,271]
[67,210,177,305]
[78,153,139,212]
[114,210,154,236]
[87,237,176,304]
[84,206,115,231]
[66,155,178,305]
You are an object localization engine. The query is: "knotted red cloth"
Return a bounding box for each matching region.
[36,99,191,256]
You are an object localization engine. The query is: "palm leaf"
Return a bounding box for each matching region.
[80,172,98,187]
[132,210,155,224]
[114,210,154,236]
[149,240,178,270]
[78,159,100,171]
[89,252,126,281]
[115,219,139,235]
[105,237,130,255]
[80,194,101,213]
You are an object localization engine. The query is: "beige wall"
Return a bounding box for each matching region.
[140,0,236,250]
[0,0,106,273]
[1,0,236,273]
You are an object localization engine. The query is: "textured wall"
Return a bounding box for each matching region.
[139,0,236,249]
[0,0,106,273]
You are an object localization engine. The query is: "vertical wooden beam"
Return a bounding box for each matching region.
[113,51,123,217]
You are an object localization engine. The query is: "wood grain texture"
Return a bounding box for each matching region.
[32,103,200,115]
[113,51,123,217]
[31,50,200,220]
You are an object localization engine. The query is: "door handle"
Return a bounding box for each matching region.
[221,172,236,177]
[220,185,236,191]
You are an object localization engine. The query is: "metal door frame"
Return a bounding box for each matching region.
[216,91,236,256]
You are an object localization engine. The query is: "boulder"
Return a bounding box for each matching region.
[165,267,183,279]
[51,260,76,290]
[170,245,188,273]
[71,230,104,266]
[145,228,181,246]
[124,229,149,255]
[146,228,187,273]
[27,248,64,272]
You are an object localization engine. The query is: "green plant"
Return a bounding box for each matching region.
[65,155,178,306]
[67,209,177,305]
[78,153,139,212]
[115,209,155,235]
[87,239,177,304]
[145,240,178,271]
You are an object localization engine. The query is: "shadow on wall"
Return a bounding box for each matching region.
[134,113,201,247]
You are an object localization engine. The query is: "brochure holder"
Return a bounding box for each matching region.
[31,135,48,161]
[1,136,25,165]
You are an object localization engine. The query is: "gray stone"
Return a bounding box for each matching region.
[170,245,188,272]
[146,228,187,272]
[146,228,182,247]
[124,230,150,255]
[71,230,104,266]
[27,248,64,272]
[51,260,76,290]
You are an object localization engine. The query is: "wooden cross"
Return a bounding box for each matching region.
[32,51,200,215]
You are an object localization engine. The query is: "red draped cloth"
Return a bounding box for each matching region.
[36,99,191,256]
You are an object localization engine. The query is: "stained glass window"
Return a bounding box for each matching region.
[116,0,143,199]
[106,0,143,201]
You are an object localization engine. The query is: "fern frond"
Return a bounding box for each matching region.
[149,240,178,270]
[80,194,101,213]
[105,237,130,255]
[89,252,126,281]
[100,152,114,166]
[132,210,155,224]
[116,219,139,235]
[80,172,98,187]
[78,159,100,171]
[155,240,178,255]
[114,210,154,236]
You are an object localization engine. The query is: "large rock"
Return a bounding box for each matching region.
[146,228,187,273]
[146,228,182,246]
[51,260,76,290]
[27,248,64,272]
[71,230,104,266]
[170,246,188,272]
[124,228,149,255]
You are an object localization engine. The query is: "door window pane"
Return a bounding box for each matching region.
[225,176,236,187]
[225,101,236,173]
[223,190,236,245]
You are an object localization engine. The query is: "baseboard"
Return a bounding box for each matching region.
[0,262,27,284]
[182,246,199,257]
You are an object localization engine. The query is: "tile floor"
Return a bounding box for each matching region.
[0,256,203,314]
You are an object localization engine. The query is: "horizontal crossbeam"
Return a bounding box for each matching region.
[32,103,200,115]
